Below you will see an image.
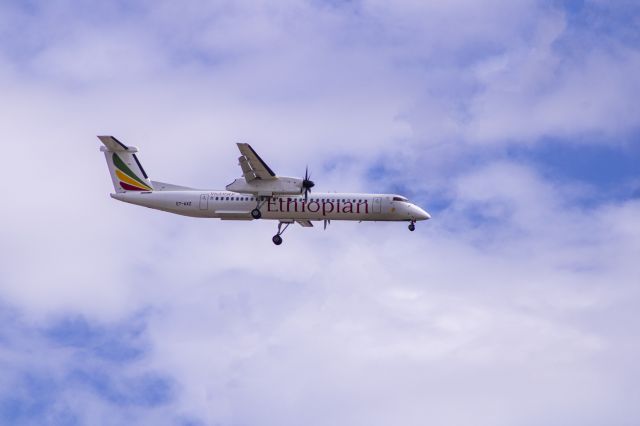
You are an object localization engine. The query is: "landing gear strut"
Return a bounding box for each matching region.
[252,196,268,219]
[272,221,291,246]
[408,221,416,232]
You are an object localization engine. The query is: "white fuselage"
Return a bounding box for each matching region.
[112,190,430,222]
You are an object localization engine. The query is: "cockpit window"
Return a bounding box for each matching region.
[393,196,408,202]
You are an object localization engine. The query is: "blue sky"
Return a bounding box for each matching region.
[0,1,639,425]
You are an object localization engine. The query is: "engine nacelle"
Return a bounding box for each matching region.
[226,176,304,196]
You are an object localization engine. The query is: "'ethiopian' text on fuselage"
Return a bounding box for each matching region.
[267,198,369,215]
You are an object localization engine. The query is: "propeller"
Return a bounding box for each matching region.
[302,166,315,201]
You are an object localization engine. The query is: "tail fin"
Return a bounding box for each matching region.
[98,136,154,193]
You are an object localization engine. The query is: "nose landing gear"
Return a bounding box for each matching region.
[408,221,416,232]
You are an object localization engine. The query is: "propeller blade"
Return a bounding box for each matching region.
[302,165,315,201]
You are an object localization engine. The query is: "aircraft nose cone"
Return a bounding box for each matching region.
[416,207,431,220]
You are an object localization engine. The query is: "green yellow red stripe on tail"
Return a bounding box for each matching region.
[112,153,152,191]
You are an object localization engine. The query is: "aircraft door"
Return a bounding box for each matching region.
[373,197,382,213]
[199,194,208,210]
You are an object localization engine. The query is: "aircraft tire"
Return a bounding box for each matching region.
[251,208,262,219]
[408,223,416,232]
[272,235,283,245]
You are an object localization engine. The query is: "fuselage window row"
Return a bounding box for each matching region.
[203,196,378,204]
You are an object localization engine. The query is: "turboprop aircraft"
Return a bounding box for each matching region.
[99,136,431,245]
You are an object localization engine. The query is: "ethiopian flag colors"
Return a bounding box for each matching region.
[113,153,152,191]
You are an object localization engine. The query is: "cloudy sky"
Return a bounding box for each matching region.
[1,0,639,424]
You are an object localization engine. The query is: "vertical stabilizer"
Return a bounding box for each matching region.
[98,136,154,193]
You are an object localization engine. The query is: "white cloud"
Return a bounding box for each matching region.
[466,21,640,144]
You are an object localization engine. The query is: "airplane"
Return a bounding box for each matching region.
[98,136,431,245]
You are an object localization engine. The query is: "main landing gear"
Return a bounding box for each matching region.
[251,196,268,219]
[408,221,416,232]
[272,221,291,246]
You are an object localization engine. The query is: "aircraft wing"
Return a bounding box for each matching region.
[237,143,277,182]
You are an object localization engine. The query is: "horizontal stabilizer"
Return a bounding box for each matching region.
[98,136,137,152]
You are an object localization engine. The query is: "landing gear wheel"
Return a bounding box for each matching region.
[408,223,416,232]
[272,221,290,245]
[251,208,262,219]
